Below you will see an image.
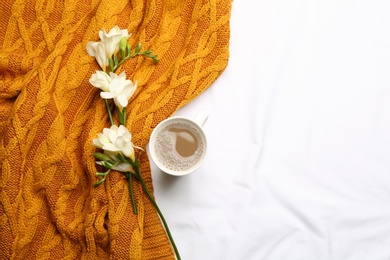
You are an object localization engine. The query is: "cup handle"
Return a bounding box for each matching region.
[194,110,208,127]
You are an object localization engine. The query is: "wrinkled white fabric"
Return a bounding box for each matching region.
[150,0,390,259]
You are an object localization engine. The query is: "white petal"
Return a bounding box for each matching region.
[97,133,110,145]
[115,95,128,109]
[123,142,135,158]
[96,70,111,82]
[102,127,111,136]
[105,40,117,57]
[109,26,121,35]
[104,151,119,161]
[112,162,132,172]
[118,125,128,135]
[102,143,121,153]
[99,27,123,57]
[90,71,111,91]
[124,84,136,99]
[121,29,130,38]
[107,125,119,143]
[117,71,127,80]
[95,43,108,71]
[107,80,119,95]
[98,29,105,41]
[127,81,137,98]
[100,92,114,99]
[86,41,98,56]
[109,71,118,79]
[124,134,131,144]
[109,125,119,133]
[92,138,103,148]
[114,136,126,152]
[122,131,132,142]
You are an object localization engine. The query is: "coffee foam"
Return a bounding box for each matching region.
[153,121,205,173]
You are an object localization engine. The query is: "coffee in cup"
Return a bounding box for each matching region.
[149,111,208,176]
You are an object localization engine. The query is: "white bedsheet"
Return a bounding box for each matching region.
[149,0,390,259]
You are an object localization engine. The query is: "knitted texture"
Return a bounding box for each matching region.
[0,0,231,259]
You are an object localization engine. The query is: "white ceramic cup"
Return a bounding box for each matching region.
[149,111,208,176]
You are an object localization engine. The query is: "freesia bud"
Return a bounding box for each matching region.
[120,37,128,53]
[93,152,112,162]
[99,26,131,58]
[86,41,109,71]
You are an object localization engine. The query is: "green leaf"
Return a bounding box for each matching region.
[125,156,140,169]
[104,99,115,126]
[94,178,105,187]
[122,107,126,124]
[96,172,107,177]
[134,157,140,168]
[120,49,125,60]
[114,54,119,66]
[123,155,133,163]
[93,152,111,161]
[101,161,113,169]
[117,107,126,125]
[107,159,117,165]
[127,172,138,214]
[116,153,126,162]
[108,58,114,71]
[126,45,132,58]
[145,53,159,63]
[135,42,141,54]
[119,37,128,53]
[151,55,159,63]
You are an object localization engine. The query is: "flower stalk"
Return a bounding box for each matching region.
[124,155,181,260]
[126,171,138,214]
[104,99,114,126]
[136,171,181,260]
[118,107,126,125]
[88,25,180,260]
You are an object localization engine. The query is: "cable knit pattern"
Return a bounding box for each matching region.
[0,0,231,259]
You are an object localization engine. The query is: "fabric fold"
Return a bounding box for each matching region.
[0,0,231,258]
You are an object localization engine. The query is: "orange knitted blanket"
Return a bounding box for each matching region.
[0,0,231,259]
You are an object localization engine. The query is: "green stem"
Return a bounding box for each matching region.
[130,51,158,63]
[111,52,128,73]
[111,60,123,73]
[93,172,107,187]
[104,99,114,126]
[134,168,181,260]
[94,167,113,187]
[118,107,126,126]
[127,172,138,214]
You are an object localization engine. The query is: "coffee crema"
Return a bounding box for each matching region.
[153,121,205,172]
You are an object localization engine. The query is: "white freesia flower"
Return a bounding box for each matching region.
[98,25,131,58]
[86,41,109,71]
[89,71,137,110]
[99,72,137,111]
[86,26,130,71]
[89,71,111,92]
[93,125,136,172]
[93,125,135,159]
